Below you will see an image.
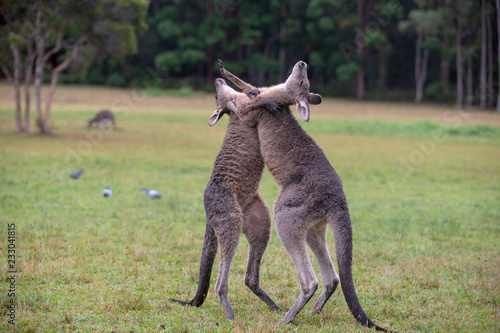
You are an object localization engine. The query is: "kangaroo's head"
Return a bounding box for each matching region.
[209,78,240,126]
[284,61,322,122]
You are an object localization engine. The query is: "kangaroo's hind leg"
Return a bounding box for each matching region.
[243,194,284,312]
[306,218,339,314]
[274,206,319,323]
[211,201,244,321]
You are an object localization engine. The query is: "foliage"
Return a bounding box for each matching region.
[0,0,498,105]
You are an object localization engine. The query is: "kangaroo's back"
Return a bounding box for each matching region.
[88,110,116,128]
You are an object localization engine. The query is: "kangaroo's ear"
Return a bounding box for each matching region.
[296,98,310,122]
[308,93,322,105]
[208,107,224,126]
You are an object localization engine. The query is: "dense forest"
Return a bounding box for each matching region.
[0,0,499,132]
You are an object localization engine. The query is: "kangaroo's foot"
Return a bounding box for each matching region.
[168,298,201,308]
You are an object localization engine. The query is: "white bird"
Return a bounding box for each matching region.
[141,188,162,199]
[103,186,113,197]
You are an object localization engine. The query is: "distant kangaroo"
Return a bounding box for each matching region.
[88,110,116,130]
[218,60,393,332]
[169,78,284,320]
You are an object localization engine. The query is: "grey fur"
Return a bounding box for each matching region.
[219,61,392,332]
[169,79,284,320]
[88,110,116,130]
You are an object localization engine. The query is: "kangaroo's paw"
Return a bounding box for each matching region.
[246,89,260,98]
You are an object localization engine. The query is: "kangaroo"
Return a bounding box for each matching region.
[88,110,116,130]
[218,60,393,332]
[169,78,284,320]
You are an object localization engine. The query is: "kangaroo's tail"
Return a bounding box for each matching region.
[329,202,394,332]
[169,223,218,307]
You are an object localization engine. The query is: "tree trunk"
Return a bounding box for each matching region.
[466,50,473,109]
[237,12,243,61]
[206,46,214,86]
[9,37,23,133]
[440,56,451,95]
[456,4,463,109]
[278,3,287,83]
[415,34,429,103]
[197,63,203,90]
[496,0,500,111]
[0,63,12,82]
[440,0,453,96]
[487,9,495,108]
[152,0,160,16]
[34,7,49,134]
[480,0,487,109]
[24,44,35,133]
[356,0,365,100]
[206,0,214,86]
[377,47,389,90]
[44,34,88,123]
[415,34,422,102]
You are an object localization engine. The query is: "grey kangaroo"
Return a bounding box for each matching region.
[218,60,393,332]
[88,110,116,130]
[169,78,284,320]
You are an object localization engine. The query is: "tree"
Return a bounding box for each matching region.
[0,2,38,133]
[437,0,455,97]
[399,2,444,103]
[496,0,500,111]
[154,0,214,88]
[460,0,480,109]
[1,0,148,134]
[355,0,366,100]
[363,1,404,92]
[1,2,25,132]
[487,3,495,108]
[480,0,488,109]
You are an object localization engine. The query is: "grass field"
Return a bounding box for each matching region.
[0,84,499,332]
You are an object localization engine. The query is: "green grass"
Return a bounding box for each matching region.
[0,86,499,332]
[142,87,198,97]
[303,119,500,138]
